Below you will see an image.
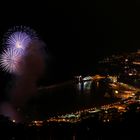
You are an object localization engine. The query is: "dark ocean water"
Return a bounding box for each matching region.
[24,80,118,120]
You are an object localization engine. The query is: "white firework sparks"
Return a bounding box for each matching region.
[0,48,23,74]
[6,32,31,50]
[0,26,38,74]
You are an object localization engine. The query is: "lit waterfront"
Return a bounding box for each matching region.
[2,53,140,139]
[27,74,140,126]
[23,75,119,121]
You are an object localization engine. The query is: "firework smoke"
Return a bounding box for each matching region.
[0,26,46,122]
[10,40,46,107]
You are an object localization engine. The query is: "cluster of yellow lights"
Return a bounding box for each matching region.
[29,80,140,126]
[30,120,43,127]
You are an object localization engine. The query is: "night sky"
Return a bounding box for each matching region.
[0,1,140,84]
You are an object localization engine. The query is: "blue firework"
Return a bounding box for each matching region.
[0,26,39,74]
[6,31,31,50]
[3,26,37,50]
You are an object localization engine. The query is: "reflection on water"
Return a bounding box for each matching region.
[83,81,93,92]
[77,82,83,91]
[25,80,117,120]
[76,81,93,94]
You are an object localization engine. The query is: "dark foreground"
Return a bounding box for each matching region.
[1,78,140,140]
[0,108,140,140]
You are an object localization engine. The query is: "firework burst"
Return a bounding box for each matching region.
[4,26,37,50]
[0,48,23,74]
[0,26,38,74]
[6,32,31,50]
